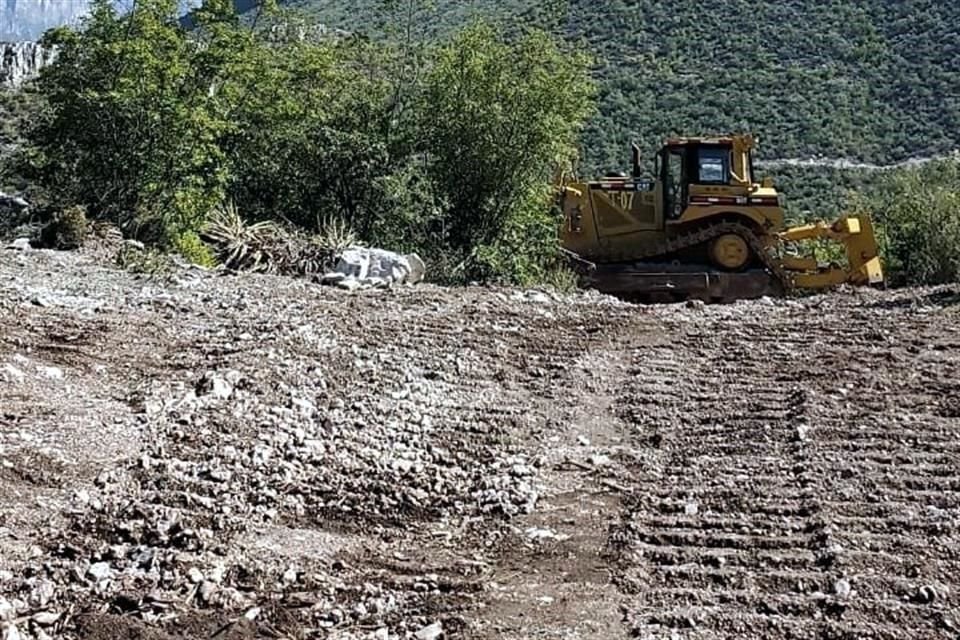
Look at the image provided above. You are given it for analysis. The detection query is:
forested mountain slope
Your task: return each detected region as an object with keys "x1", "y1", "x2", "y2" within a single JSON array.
[{"x1": 287, "y1": 0, "x2": 960, "y2": 174}]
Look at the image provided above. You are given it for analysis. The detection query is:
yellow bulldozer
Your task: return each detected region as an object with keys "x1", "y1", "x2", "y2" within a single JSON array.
[{"x1": 556, "y1": 134, "x2": 884, "y2": 303}]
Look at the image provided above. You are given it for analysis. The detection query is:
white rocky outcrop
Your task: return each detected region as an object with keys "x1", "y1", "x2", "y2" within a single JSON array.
[
  {"x1": 1, "y1": 0, "x2": 88, "y2": 41},
  {"x1": 0, "y1": 41, "x2": 56, "y2": 88}
]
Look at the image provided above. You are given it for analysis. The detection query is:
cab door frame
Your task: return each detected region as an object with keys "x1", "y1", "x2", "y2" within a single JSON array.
[{"x1": 661, "y1": 145, "x2": 688, "y2": 221}]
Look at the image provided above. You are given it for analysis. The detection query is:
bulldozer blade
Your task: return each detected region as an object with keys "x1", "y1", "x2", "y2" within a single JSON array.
[
  {"x1": 842, "y1": 214, "x2": 884, "y2": 285},
  {"x1": 778, "y1": 213, "x2": 885, "y2": 289},
  {"x1": 580, "y1": 264, "x2": 783, "y2": 304}
]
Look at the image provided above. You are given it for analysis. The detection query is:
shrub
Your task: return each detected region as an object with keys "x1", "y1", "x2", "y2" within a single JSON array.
[
  {"x1": 39, "y1": 204, "x2": 88, "y2": 249},
  {"x1": 115, "y1": 243, "x2": 175, "y2": 275},
  {"x1": 201, "y1": 200, "x2": 281, "y2": 271},
  {"x1": 467, "y1": 185, "x2": 568, "y2": 285},
  {"x1": 542, "y1": 264, "x2": 580, "y2": 293},
  {"x1": 170, "y1": 230, "x2": 217, "y2": 268},
  {"x1": 867, "y1": 159, "x2": 960, "y2": 286},
  {"x1": 310, "y1": 215, "x2": 359, "y2": 269}
]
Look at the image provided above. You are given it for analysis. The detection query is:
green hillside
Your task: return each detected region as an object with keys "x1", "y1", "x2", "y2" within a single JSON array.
[{"x1": 284, "y1": 0, "x2": 960, "y2": 176}]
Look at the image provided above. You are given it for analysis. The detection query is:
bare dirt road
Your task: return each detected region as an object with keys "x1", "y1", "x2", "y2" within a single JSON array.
[{"x1": 1, "y1": 241, "x2": 958, "y2": 639}]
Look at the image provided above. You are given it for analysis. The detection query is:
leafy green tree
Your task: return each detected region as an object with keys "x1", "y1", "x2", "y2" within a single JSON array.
[
  {"x1": 419, "y1": 20, "x2": 595, "y2": 281},
  {"x1": 866, "y1": 159, "x2": 960, "y2": 286},
  {"x1": 29, "y1": 0, "x2": 235, "y2": 259}
]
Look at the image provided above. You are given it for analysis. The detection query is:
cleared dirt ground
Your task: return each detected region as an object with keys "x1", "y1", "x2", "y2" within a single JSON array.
[{"x1": 1, "y1": 242, "x2": 958, "y2": 639}]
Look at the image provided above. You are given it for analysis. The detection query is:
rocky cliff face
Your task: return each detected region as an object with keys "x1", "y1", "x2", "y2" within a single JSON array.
[
  {"x1": 0, "y1": 0, "x2": 88, "y2": 41},
  {"x1": 1, "y1": 41, "x2": 56, "y2": 87},
  {"x1": 4, "y1": 0, "x2": 225, "y2": 40}
]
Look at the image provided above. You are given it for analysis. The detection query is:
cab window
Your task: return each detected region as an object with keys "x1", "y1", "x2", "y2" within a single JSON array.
[{"x1": 697, "y1": 147, "x2": 729, "y2": 184}]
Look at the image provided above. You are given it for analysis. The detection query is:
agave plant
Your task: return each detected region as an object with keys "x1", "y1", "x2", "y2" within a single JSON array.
[
  {"x1": 300, "y1": 214, "x2": 360, "y2": 274},
  {"x1": 313, "y1": 214, "x2": 358, "y2": 255},
  {"x1": 201, "y1": 201, "x2": 281, "y2": 272}
]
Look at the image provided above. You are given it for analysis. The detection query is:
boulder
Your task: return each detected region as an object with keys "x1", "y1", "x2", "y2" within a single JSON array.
[
  {"x1": 321, "y1": 247, "x2": 425, "y2": 290},
  {"x1": 5, "y1": 238, "x2": 31, "y2": 251}
]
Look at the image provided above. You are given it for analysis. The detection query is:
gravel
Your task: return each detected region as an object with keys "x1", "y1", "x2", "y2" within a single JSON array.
[{"x1": 2, "y1": 240, "x2": 959, "y2": 639}]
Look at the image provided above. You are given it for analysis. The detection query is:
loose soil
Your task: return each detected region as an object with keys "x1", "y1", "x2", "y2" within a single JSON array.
[{"x1": 1, "y1": 243, "x2": 958, "y2": 639}]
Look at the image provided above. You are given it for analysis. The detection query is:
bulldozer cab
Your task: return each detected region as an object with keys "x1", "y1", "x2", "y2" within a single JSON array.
[{"x1": 658, "y1": 137, "x2": 757, "y2": 219}]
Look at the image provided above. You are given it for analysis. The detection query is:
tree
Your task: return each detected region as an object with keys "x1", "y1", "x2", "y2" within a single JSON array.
[
  {"x1": 30, "y1": 0, "x2": 235, "y2": 260},
  {"x1": 867, "y1": 158, "x2": 960, "y2": 286},
  {"x1": 419, "y1": 20, "x2": 595, "y2": 281}
]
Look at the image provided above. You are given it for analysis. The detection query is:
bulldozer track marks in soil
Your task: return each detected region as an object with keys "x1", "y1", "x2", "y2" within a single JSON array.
[
  {"x1": 609, "y1": 306, "x2": 960, "y2": 639},
  {"x1": 2, "y1": 246, "x2": 959, "y2": 640}
]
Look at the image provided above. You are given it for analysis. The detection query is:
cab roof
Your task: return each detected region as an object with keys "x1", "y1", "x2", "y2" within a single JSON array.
[{"x1": 663, "y1": 134, "x2": 756, "y2": 147}]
